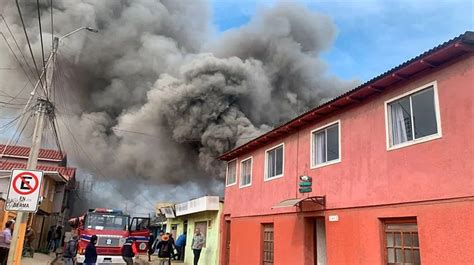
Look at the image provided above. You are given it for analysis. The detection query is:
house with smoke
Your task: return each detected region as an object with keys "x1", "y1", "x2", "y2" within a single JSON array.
[
  {"x1": 156, "y1": 196, "x2": 223, "y2": 265},
  {"x1": 0, "y1": 144, "x2": 76, "y2": 251},
  {"x1": 218, "y1": 31, "x2": 474, "y2": 265}
]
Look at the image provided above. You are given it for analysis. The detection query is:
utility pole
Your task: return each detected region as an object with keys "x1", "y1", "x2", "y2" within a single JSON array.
[
  {"x1": 7, "y1": 38, "x2": 57, "y2": 265},
  {"x1": 7, "y1": 26, "x2": 97, "y2": 264}
]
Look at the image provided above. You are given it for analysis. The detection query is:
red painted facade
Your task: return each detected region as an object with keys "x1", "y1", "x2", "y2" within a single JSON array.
[{"x1": 219, "y1": 33, "x2": 474, "y2": 265}]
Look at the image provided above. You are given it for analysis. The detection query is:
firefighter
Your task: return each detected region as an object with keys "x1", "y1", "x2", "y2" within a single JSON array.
[{"x1": 121, "y1": 237, "x2": 138, "y2": 265}]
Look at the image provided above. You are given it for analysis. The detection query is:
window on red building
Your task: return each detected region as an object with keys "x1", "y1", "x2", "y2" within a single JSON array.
[
  {"x1": 311, "y1": 121, "x2": 340, "y2": 168},
  {"x1": 240, "y1": 157, "x2": 252, "y2": 187},
  {"x1": 384, "y1": 220, "x2": 421, "y2": 265},
  {"x1": 262, "y1": 224, "x2": 274, "y2": 265},
  {"x1": 226, "y1": 160, "x2": 237, "y2": 186},
  {"x1": 386, "y1": 84, "x2": 441, "y2": 148},
  {"x1": 265, "y1": 144, "x2": 284, "y2": 180}
]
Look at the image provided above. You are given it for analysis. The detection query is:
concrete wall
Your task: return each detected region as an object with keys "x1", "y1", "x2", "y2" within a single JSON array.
[
  {"x1": 164, "y1": 204, "x2": 223, "y2": 265},
  {"x1": 221, "y1": 53, "x2": 474, "y2": 264},
  {"x1": 184, "y1": 208, "x2": 222, "y2": 265},
  {"x1": 224, "y1": 54, "x2": 474, "y2": 218},
  {"x1": 224, "y1": 198, "x2": 473, "y2": 265}
]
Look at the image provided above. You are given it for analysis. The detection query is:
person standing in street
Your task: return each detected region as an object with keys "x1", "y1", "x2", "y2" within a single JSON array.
[
  {"x1": 192, "y1": 228, "x2": 205, "y2": 265},
  {"x1": 151, "y1": 230, "x2": 164, "y2": 254},
  {"x1": 121, "y1": 238, "x2": 137, "y2": 265},
  {"x1": 23, "y1": 226, "x2": 36, "y2": 257},
  {"x1": 53, "y1": 226, "x2": 63, "y2": 252},
  {"x1": 84, "y1": 235, "x2": 98, "y2": 265},
  {"x1": 62, "y1": 234, "x2": 78, "y2": 265},
  {"x1": 47, "y1": 226, "x2": 55, "y2": 253},
  {"x1": 166, "y1": 233, "x2": 177, "y2": 260},
  {"x1": 147, "y1": 232, "x2": 155, "y2": 262},
  {"x1": 156, "y1": 234, "x2": 173, "y2": 265},
  {"x1": 0, "y1": 221, "x2": 14, "y2": 265},
  {"x1": 175, "y1": 232, "x2": 186, "y2": 261}
]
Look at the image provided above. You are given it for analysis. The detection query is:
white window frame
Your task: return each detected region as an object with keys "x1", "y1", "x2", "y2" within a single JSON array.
[
  {"x1": 384, "y1": 81, "x2": 442, "y2": 151},
  {"x1": 310, "y1": 120, "x2": 341, "y2": 169},
  {"x1": 239, "y1": 156, "x2": 253, "y2": 188},
  {"x1": 226, "y1": 159, "x2": 237, "y2": 187},
  {"x1": 264, "y1": 143, "x2": 285, "y2": 181}
]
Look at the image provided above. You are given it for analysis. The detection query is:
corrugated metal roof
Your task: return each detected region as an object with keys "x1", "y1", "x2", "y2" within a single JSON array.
[
  {"x1": 219, "y1": 31, "x2": 474, "y2": 161},
  {"x1": 0, "y1": 144, "x2": 65, "y2": 161},
  {"x1": 0, "y1": 161, "x2": 76, "y2": 181}
]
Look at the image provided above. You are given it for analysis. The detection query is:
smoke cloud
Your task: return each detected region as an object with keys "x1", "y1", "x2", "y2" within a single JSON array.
[{"x1": 0, "y1": 0, "x2": 357, "y2": 212}]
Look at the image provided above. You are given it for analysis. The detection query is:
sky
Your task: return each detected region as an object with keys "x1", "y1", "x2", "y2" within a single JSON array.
[{"x1": 211, "y1": 0, "x2": 474, "y2": 81}]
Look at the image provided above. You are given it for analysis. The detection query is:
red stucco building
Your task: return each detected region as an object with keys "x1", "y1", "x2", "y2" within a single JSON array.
[{"x1": 218, "y1": 32, "x2": 474, "y2": 265}]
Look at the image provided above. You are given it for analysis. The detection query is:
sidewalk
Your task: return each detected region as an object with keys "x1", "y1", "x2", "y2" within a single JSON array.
[{"x1": 20, "y1": 253, "x2": 56, "y2": 265}]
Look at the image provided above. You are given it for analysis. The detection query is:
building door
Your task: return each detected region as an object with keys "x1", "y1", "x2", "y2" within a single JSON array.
[
  {"x1": 314, "y1": 218, "x2": 327, "y2": 265},
  {"x1": 170, "y1": 224, "x2": 178, "y2": 240},
  {"x1": 263, "y1": 224, "x2": 274, "y2": 265},
  {"x1": 225, "y1": 220, "x2": 231, "y2": 265}
]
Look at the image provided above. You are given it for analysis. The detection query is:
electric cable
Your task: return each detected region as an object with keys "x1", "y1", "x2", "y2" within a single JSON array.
[
  {"x1": 37, "y1": 0, "x2": 46, "y2": 72},
  {"x1": 15, "y1": 0, "x2": 46, "y2": 97},
  {"x1": 0, "y1": 32, "x2": 35, "y2": 89},
  {"x1": 0, "y1": 15, "x2": 37, "y2": 82}
]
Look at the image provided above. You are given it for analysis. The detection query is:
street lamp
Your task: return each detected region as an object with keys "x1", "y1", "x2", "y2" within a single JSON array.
[
  {"x1": 58, "y1": 26, "x2": 99, "y2": 42},
  {"x1": 55, "y1": 26, "x2": 99, "y2": 50}
]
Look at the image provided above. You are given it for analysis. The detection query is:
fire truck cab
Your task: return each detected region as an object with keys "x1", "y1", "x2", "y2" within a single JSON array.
[{"x1": 70, "y1": 208, "x2": 150, "y2": 264}]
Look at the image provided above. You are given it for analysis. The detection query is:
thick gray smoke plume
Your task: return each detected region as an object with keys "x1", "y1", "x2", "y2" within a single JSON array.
[{"x1": 0, "y1": 0, "x2": 357, "y2": 211}]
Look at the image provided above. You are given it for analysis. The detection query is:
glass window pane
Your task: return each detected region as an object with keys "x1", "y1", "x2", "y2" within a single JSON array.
[
  {"x1": 227, "y1": 161, "x2": 236, "y2": 184},
  {"x1": 403, "y1": 233, "x2": 412, "y2": 246},
  {"x1": 275, "y1": 146, "x2": 283, "y2": 175},
  {"x1": 412, "y1": 233, "x2": 419, "y2": 247},
  {"x1": 405, "y1": 249, "x2": 414, "y2": 262},
  {"x1": 326, "y1": 125, "x2": 339, "y2": 161},
  {"x1": 241, "y1": 160, "x2": 251, "y2": 185},
  {"x1": 315, "y1": 131, "x2": 326, "y2": 164},
  {"x1": 386, "y1": 233, "x2": 394, "y2": 247},
  {"x1": 267, "y1": 150, "x2": 275, "y2": 177},
  {"x1": 387, "y1": 248, "x2": 395, "y2": 263},
  {"x1": 396, "y1": 248, "x2": 403, "y2": 262},
  {"x1": 414, "y1": 249, "x2": 420, "y2": 263},
  {"x1": 412, "y1": 87, "x2": 438, "y2": 139},
  {"x1": 387, "y1": 224, "x2": 418, "y2": 231},
  {"x1": 390, "y1": 97, "x2": 413, "y2": 145},
  {"x1": 395, "y1": 233, "x2": 402, "y2": 246}
]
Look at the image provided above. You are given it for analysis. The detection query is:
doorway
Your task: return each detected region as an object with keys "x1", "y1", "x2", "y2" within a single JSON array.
[
  {"x1": 314, "y1": 218, "x2": 327, "y2": 265},
  {"x1": 224, "y1": 220, "x2": 231, "y2": 265}
]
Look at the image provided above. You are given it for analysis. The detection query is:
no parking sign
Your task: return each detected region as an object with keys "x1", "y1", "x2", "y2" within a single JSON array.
[{"x1": 5, "y1": 169, "x2": 44, "y2": 212}]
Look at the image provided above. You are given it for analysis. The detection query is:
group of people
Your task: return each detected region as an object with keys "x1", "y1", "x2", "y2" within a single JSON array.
[
  {"x1": 145, "y1": 228, "x2": 205, "y2": 265},
  {"x1": 0, "y1": 220, "x2": 206, "y2": 265},
  {"x1": 78, "y1": 228, "x2": 205, "y2": 265},
  {"x1": 47, "y1": 225, "x2": 63, "y2": 254},
  {"x1": 0, "y1": 220, "x2": 36, "y2": 265}
]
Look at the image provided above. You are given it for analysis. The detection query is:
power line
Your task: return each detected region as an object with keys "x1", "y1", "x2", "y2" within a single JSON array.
[
  {"x1": 0, "y1": 15, "x2": 37, "y2": 83},
  {"x1": 15, "y1": 0, "x2": 46, "y2": 97},
  {"x1": 0, "y1": 32, "x2": 35, "y2": 89},
  {"x1": 50, "y1": 0, "x2": 53, "y2": 49},
  {"x1": 37, "y1": 0, "x2": 46, "y2": 71}
]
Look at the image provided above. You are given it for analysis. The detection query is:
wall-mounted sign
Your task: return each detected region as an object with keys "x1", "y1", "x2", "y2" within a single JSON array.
[
  {"x1": 298, "y1": 175, "x2": 312, "y2": 193},
  {"x1": 328, "y1": 215, "x2": 339, "y2": 222}
]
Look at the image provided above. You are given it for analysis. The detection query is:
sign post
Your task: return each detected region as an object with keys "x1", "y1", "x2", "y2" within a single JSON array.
[
  {"x1": 5, "y1": 170, "x2": 44, "y2": 212},
  {"x1": 299, "y1": 175, "x2": 312, "y2": 193}
]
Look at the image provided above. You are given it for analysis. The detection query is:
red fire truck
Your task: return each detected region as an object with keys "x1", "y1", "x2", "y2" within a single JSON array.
[{"x1": 69, "y1": 208, "x2": 150, "y2": 264}]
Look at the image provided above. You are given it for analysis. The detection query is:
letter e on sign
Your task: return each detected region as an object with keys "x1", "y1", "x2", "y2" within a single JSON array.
[{"x1": 5, "y1": 169, "x2": 44, "y2": 212}]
